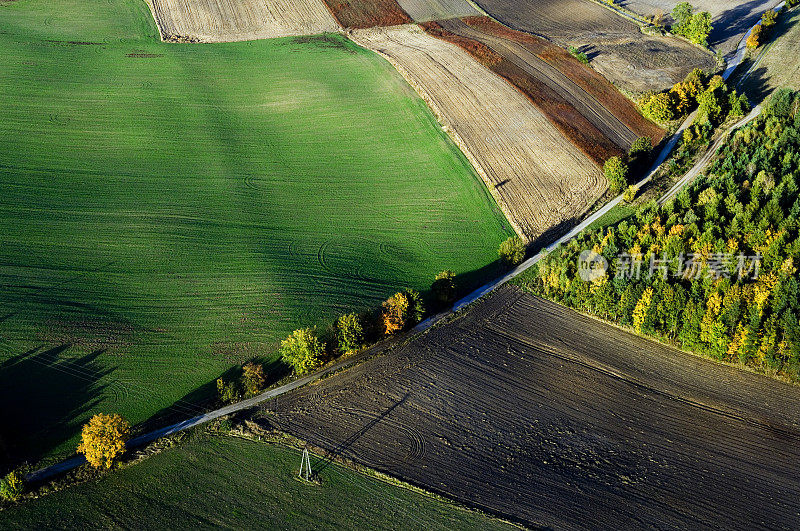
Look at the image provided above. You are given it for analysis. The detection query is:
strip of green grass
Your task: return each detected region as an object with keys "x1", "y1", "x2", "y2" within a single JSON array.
[
  {"x1": 0, "y1": 435, "x2": 514, "y2": 529},
  {"x1": 0, "y1": 0, "x2": 513, "y2": 464}
]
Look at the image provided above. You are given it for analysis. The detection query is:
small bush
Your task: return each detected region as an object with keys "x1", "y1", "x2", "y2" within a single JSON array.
[
  {"x1": 382, "y1": 290, "x2": 426, "y2": 334},
  {"x1": 0, "y1": 471, "x2": 24, "y2": 501},
  {"x1": 280, "y1": 328, "x2": 325, "y2": 375},
  {"x1": 623, "y1": 185, "x2": 639, "y2": 203},
  {"x1": 242, "y1": 361, "x2": 266, "y2": 397},
  {"x1": 431, "y1": 270, "x2": 457, "y2": 305},
  {"x1": 216, "y1": 377, "x2": 240, "y2": 404},
  {"x1": 498, "y1": 236, "x2": 525, "y2": 267},
  {"x1": 568, "y1": 46, "x2": 589, "y2": 64},
  {"x1": 604, "y1": 156, "x2": 629, "y2": 194},
  {"x1": 336, "y1": 312, "x2": 364, "y2": 353},
  {"x1": 747, "y1": 25, "x2": 762, "y2": 49}
]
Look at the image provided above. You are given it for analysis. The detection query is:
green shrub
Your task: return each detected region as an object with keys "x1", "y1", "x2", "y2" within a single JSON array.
[
  {"x1": 604, "y1": 156, "x2": 629, "y2": 194},
  {"x1": 432, "y1": 270, "x2": 457, "y2": 305},
  {"x1": 280, "y1": 328, "x2": 325, "y2": 375},
  {"x1": 498, "y1": 236, "x2": 525, "y2": 267},
  {"x1": 216, "y1": 377, "x2": 240, "y2": 404},
  {"x1": 568, "y1": 46, "x2": 589, "y2": 64},
  {"x1": 336, "y1": 312, "x2": 364, "y2": 353},
  {"x1": 623, "y1": 185, "x2": 639, "y2": 203},
  {"x1": 0, "y1": 471, "x2": 24, "y2": 501}
]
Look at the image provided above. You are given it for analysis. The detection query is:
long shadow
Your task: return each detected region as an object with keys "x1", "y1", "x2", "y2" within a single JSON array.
[
  {"x1": 0, "y1": 344, "x2": 111, "y2": 469},
  {"x1": 136, "y1": 357, "x2": 291, "y2": 436},
  {"x1": 312, "y1": 393, "x2": 410, "y2": 474},
  {"x1": 711, "y1": 0, "x2": 780, "y2": 50}
]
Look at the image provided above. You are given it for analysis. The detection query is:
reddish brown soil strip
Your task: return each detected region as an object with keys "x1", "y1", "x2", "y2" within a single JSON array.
[
  {"x1": 461, "y1": 16, "x2": 665, "y2": 146},
  {"x1": 321, "y1": 0, "x2": 411, "y2": 28},
  {"x1": 422, "y1": 21, "x2": 623, "y2": 164},
  {"x1": 263, "y1": 285, "x2": 800, "y2": 528}
]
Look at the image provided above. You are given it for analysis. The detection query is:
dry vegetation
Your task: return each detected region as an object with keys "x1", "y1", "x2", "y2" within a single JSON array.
[
  {"x1": 472, "y1": 0, "x2": 716, "y2": 92},
  {"x1": 619, "y1": 0, "x2": 783, "y2": 54},
  {"x1": 394, "y1": 0, "x2": 480, "y2": 22},
  {"x1": 146, "y1": 0, "x2": 340, "y2": 42},
  {"x1": 321, "y1": 0, "x2": 411, "y2": 28},
  {"x1": 351, "y1": 24, "x2": 605, "y2": 241},
  {"x1": 263, "y1": 286, "x2": 800, "y2": 528}
]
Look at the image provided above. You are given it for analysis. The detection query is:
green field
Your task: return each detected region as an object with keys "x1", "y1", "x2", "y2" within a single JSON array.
[
  {"x1": 0, "y1": 0, "x2": 512, "y2": 464},
  {"x1": 0, "y1": 435, "x2": 513, "y2": 529}
]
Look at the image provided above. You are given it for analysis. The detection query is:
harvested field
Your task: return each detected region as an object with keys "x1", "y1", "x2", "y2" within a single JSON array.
[
  {"x1": 146, "y1": 0, "x2": 340, "y2": 42},
  {"x1": 351, "y1": 24, "x2": 605, "y2": 240},
  {"x1": 472, "y1": 0, "x2": 717, "y2": 92},
  {"x1": 619, "y1": 0, "x2": 783, "y2": 55},
  {"x1": 264, "y1": 285, "x2": 800, "y2": 528},
  {"x1": 432, "y1": 17, "x2": 664, "y2": 156},
  {"x1": 395, "y1": 0, "x2": 480, "y2": 22},
  {"x1": 321, "y1": 0, "x2": 411, "y2": 28}
]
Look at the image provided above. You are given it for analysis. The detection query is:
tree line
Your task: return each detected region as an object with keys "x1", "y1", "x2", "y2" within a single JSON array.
[{"x1": 519, "y1": 89, "x2": 800, "y2": 381}]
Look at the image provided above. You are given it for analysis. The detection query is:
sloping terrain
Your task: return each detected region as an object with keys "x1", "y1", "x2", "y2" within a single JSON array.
[
  {"x1": 146, "y1": 0, "x2": 340, "y2": 42},
  {"x1": 436, "y1": 17, "x2": 664, "y2": 153},
  {"x1": 351, "y1": 24, "x2": 605, "y2": 241},
  {"x1": 0, "y1": 436, "x2": 512, "y2": 530},
  {"x1": 472, "y1": 0, "x2": 717, "y2": 92},
  {"x1": 264, "y1": 286, "x2": 800, "y2": 528},
  {"x1": 0, "y1": 0, "x2": 513, "y2": 464},
  {"x1": 395, "y1": 0, "x2": 480, "y2": 22},
  {"x1": 619, "y1": 0, "x2": 783, "y2": 54},
  {"x1": 744, "y1": 7, "x2": 800, "y2": 98}
]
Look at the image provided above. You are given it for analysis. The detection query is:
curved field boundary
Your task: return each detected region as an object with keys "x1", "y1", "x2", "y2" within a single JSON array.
[
  {"x1": 457, "y1": 17, "x2": 665, "y2": 146},
  {"x1": 395, "y1": 0, "x2": 481, "y2": 22},
  {"x1": 349, "y1": 25, "x2": 605, "y2": 241},
  {"x1": 145, "y1": 0, "x2": 340, "y2": 42},
  {"x1": 425, "y1": 20, "x2": 624, "y2": 164}
]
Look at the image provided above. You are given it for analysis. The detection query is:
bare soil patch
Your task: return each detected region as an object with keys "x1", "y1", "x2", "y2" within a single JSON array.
[
  {"x1": 350, "y1": 25, "x2": 605, "y2": 241},
  {"x1": 472, "y1": 0, "x2": 716, "y2": 92},
  {"x1": 321, "y1": 0, "x2": 411, "y2": 28},
  {"x1": 146, "y1": 0, "x2": 340, "y2": 42},
  {"x1": 619, "y1": 0, "x2": 783, "y2": 54},
  {"x1": 395, "y1": 0, "x2": 480, "y2": 22},
  {"x1": 263, "y1": 285, "x2": 800, "y2": 528}
]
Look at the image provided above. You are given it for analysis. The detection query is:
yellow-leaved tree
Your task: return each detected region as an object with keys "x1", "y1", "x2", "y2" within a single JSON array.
[{"x1": 77, "y1": 413, "x2": 130, "y2": 469}]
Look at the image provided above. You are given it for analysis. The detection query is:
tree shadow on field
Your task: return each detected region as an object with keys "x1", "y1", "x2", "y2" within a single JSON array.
[
  {"x1": 711, "y1": 0, "x2": 778, "y2": 50},
  {"x1": 742, "y1": 66, "x2": 772, "y2": 105},
  {"x1": 312, "y1": 393, "x2": 410, "y2": 475},
  {"x1": 136, "y1": 358, "x2": 290, "y2": 436},
  {"x1": 0, "y1": 344, "x2": 111, "y2": 469}
]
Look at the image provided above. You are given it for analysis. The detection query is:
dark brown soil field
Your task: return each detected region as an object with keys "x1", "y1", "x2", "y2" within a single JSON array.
[
  {"x1": 471, "y1": 0, "x2": 717, "y2": 92},
  {"x1": 263, "y1": 286, "x2": 800, "y2": 528},
  {"x1": 322, "y1": 0, "x2": 411, "y2": 27}
]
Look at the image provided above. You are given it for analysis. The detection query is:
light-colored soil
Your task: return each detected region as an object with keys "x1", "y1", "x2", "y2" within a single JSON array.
[
  {"x1": 146, "y1": 0, "x2": 340, "y2": 42},
  {"x1": 619, "y1": 0, "x2": 783, "y2": 54},
  {"x1": 395, "y1": 0, "x2": 480, "y2": 22},
  {"x1": 350, "y1": 25, "x2": 605, "y2": 242},
  {"x1": 744, "y1": 8, "x2": 800, "y2": 98},
  {"x1": 473, "y1": 0, "x2": 717, "y2": 92}
]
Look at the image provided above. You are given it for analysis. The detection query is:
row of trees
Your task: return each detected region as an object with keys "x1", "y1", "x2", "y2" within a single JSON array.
[
  {"x1": 640, "y1": 69, "x2": 747, "y2": 126},
  {"x1": 520, "y1": 89, "x2": 800, "y2": 380},
  {"x1": 747, "y1": 3, "x2": 796, "y2": 50}
]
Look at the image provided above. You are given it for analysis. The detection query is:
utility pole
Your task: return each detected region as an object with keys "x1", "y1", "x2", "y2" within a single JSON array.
[{"x1": 298, "y1": 447, "x2": 312, "y2": 482}]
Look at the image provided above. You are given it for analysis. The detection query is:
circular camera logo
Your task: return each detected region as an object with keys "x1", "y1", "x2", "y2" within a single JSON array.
[{"x1": 578, "y1": 250, "x2": 608, "y2": 282}]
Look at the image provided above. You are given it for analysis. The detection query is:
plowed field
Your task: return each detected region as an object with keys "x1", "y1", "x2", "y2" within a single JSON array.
[
  {"x1": 472, "y1": 0, "x2": 717, "y2": 92},
  {"x1": 321, "y1": 0, "x2": 411, "y2": 28},
  {"x1": 264, "y1": 286, "x2": 800, "y2": 528},
  {"x1": 433, "y1": 17, "x2": 664, "y2": 156},
  {"x1": 619, "y1": 0, "x2": 783, "y2": 54},
  {"x1": 146, "y1": 0, "x2": 340, "y2": 42},
  {"x1": 395, "y1": 0, "x2": 480, "y2": 22},
  {"x1": 351, "y1": 25, "x2": 605, "y2": 241}
]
